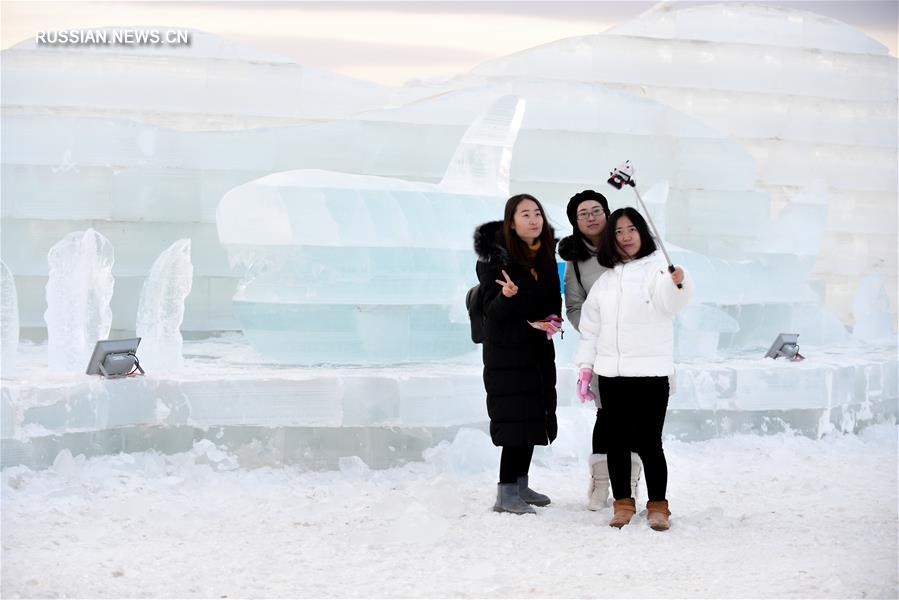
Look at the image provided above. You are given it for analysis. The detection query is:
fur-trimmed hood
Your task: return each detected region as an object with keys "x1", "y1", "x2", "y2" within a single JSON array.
[
  {"x1": 473, "y1": 220, "x2": 510, "y2": 264},
  {"x1": 557, "y1": 234, "x2": 595, "y2": 263},
  {"x1": 473, "y1": 220, "x2": 559, "y2": 264}
]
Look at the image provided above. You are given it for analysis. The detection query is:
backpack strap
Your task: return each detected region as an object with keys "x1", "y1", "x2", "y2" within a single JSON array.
[{"x1": 573, "y1": 261, "x2": 585, "y2": 294}]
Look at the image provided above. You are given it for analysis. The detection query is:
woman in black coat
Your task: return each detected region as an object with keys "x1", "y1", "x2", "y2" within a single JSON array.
[{"x1": 473, "y1": 194, "x2": 562, "y2": 515}]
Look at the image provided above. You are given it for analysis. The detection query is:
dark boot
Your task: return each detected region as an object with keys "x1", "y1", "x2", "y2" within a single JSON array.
[
  {"x1": 493, "y1": 483, "x2": 536, "y2": 514},
  {"x1": 517, "y1": 475, "x2": 551, "y2": 506}
]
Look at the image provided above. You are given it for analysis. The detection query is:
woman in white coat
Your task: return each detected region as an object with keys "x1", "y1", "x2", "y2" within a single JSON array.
[
  {"x1": 575, "y1": 207, "x2": 693, "y2": 531},
  {"x1": 558, "y1": 190, "x2": 642, "y2": 511}
]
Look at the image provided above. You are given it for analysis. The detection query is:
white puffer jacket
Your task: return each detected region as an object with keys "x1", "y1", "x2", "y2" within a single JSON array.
[{"x1": 575, "y1": 251, "x2": 693, "y2": 377}]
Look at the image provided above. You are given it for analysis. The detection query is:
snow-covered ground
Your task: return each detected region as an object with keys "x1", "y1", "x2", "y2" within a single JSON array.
[{"x1": 2, "y1": 423, "x2": 896, "y2": 598}]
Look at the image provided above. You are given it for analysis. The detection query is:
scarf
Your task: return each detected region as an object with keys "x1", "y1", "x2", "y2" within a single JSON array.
[{"x1": 526, "y1": 240, "x2": 541, "y2": 280}]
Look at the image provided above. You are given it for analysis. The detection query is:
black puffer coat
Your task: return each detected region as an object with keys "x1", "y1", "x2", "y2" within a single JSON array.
[{"x1": 473, "y1": 221, "x2": 562, "y2": 447}]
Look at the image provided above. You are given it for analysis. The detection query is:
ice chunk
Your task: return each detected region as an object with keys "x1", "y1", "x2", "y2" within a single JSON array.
[
  {"x1": 191, "y1": 439, "x2": 238, "y2": 471},
  {"x1": 1, "y1": 261, "x2": 19, "y2": 377},
  {"x1": 337, "y1": 455, "x2": 371, "y2": 478},
  {"x1": 44, "y1": 229, "x2": 115, "y2": 372},
  {"x1": 422, "y1": 428, "x2": 496, "y2": 476},
  {"x1": 51, "y1": 449, "x2": 85, "y2": 477},
  {"x1": 136, "y1": 239, "x2": 193, "y2": 372}
]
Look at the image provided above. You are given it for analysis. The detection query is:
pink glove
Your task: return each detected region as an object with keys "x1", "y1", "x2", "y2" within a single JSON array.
[{"x1": 577, "y1": 368, "x2": 596, "y2": 403}]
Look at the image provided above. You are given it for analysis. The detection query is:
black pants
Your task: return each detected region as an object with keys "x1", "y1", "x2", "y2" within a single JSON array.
[
  {"x1": 592, "y1": 407, "x2": 610, "y2": 454},
  {"x1": 499, "y1": 445, "x2": 534, "y2": 484},
  {"x1": 597, "y1": 375, "x2": 669, "y2": 501}
]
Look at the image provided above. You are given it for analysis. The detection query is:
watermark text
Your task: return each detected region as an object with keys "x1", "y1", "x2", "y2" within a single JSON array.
[{"x1": 36, "y1": 29, "x2": 192, "y2": 46}]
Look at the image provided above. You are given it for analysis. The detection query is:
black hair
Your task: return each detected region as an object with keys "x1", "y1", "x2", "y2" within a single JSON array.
[
  {"x1": 563, "y1": 190, "x2": 610, "y2": 261},
  {"x1": 597, "y1": 207, "x2": 657, "y2": 268},
  {"x1": 502, "y1": 193, "x2": 557, "y2": 272}
]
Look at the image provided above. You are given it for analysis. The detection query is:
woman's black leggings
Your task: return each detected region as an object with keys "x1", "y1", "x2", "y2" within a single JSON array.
[
  {"x1": 596, "y1": 375, "x2": 670, "y2": 501},
  {"x1": 499, "y1": 445, "x2": 534, "y2": 484},
  {"x1": 592, "y1": 407, "x2": 610, "y2": 454}
]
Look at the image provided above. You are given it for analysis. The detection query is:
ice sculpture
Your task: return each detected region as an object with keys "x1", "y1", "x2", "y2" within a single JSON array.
[
  {"x1": 462, "y1": 3, "x2": 897, "y2": 331},
  {"x1": 44, "y1": 229, "x2": 115, "y2": 372},
  {"x1": 1, "y1": 261, "x2": 19, "y2": 377},
  {"x1": 136, "y1": 239, "x2": 194, "y2": 372},
  {"x1": 2, "y1": 4, "x2": 894, "y2": 341},
  {"x1": 1, "y1": 28, "x2": 394, "y2": 337},
  {"x1": 852, "y1": 274, "x2": 895, "y2": 343},
  {"x1": 218, "y1": 96, "x2": 567, "y2": 363},
  {"x1": 611, "y1": 178, "x2": 843, "y2": 355}
]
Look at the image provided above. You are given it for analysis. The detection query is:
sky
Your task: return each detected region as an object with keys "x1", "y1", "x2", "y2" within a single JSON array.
[{"x1": 1, "y1": 1, "x2": 897, "y2": 85}]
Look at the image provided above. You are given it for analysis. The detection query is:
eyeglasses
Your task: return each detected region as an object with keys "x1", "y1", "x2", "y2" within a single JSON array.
[{"x1": 576, "y1": 208, "x2": 606, "y2": 221}]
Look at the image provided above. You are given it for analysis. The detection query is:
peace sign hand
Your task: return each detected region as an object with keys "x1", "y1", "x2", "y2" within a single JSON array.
[{"x1": 495, "y1": 269, "x2": 519, "y2": 298}]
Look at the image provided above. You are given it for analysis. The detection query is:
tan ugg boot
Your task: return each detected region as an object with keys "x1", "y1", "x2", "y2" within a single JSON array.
[
  {"x1": 646, "y1": 500, "x2": 671, "y2": 531},
  {"x1": 608, "y1": 498, "x2": 636, "y2": 528}
]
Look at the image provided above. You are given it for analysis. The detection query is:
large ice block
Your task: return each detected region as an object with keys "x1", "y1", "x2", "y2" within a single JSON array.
[
  {"x1": 1, "y1": 336, "x2": 894, "y2": 470},
  {"x1": 44, "y1": 229, "x2": 115, "y2": 372}
]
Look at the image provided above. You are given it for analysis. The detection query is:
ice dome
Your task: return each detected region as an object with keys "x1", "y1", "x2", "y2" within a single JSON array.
[
  {"x1": 606, "y1": 3, "x2": 890, "y2": 55},
  {"x1": 2, "y1": 28, "x2": 393, "y2": 128},
  {"x1": 469, "y1": 5, "x2": 894, "y2": 102}
]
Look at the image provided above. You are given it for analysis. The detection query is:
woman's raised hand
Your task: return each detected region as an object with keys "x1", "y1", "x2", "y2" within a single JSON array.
[
  {"x1": 495, "y1": 269, "x2": 519, "y2": 298},
  {"x1": 670, "y1": 266, "x2": 684, "y2": 286}
]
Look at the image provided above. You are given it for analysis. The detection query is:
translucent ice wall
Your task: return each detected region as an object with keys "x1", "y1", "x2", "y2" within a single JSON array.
[
  {"x1": 44, "y1": 229, "x2": 115, "y2": 372},
  {"x1": 3, "y1": 7, "x2": 895, "y2": 343},
  {"x1": 1, "y1": 261, "x2": 19, "y2": 376},
  {"x1": 136, "y1": 239, "x2": 193, "y2": 371},
  {"x1": 462, "y1": 2, "x2": 897, "y2": 327},
  {"x1": 0, "y1": 28, "x2": 759, "y2": 339},
  {"x1": 0, "y1": 29, "x2": 394, "y2": 336}
]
